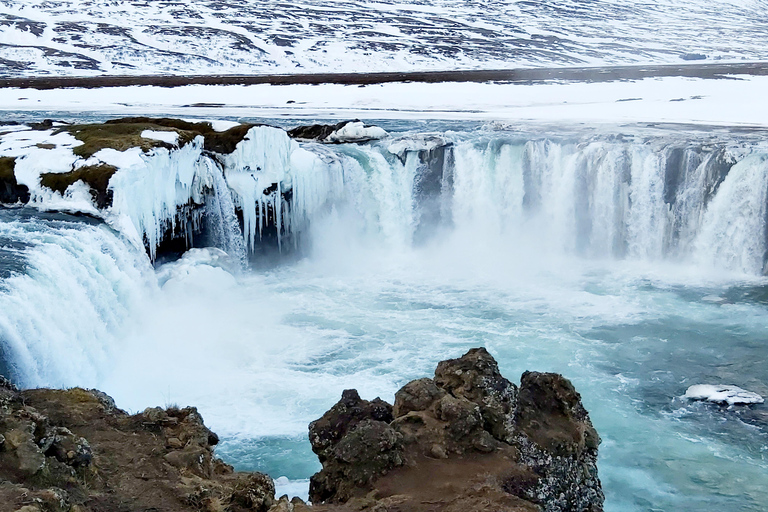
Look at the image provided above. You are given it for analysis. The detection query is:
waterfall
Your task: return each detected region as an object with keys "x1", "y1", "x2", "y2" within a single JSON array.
[
  {"x1": 693, "y1": 154, "x2": 768, "y2": 274},
  {"x1": 0, "y1": 211, "x2": 153, "y2": 387},
  {"x1": 27, "y1": 126, "x2": 762, "y2": 275},
  {"x1": 205, "y1": 158, "x2": 248, "y2": 269}
]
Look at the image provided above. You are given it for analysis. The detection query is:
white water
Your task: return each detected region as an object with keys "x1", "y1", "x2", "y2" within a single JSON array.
[{"x1": 2, "y1": 127, "x2": 768, "y2": 511}]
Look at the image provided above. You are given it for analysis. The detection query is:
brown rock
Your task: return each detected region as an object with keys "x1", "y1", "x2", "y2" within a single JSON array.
[
  {"x1": 393, "y1": 378, "x2": 446, "y2": 417},
  {"x1": 308, "y1": 389, "x2": 393, "y2": 463}
]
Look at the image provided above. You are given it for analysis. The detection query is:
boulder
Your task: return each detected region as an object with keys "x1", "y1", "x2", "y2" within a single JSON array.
[
  {"x1": 308, "y1": 348, "x2": 603, "y2": 512},
  {"x1": 308, "y1": 391, "x2": 401, "y2": 503},
  {"x1": 434, "y1": 347, "x2": 518, "y2": 442},
  {"x1": 287, "y1": 120, "x2": 387, "y2": 144},
  {"x1": 512, "y1": 371, "x2": 603, "y2": 512}
]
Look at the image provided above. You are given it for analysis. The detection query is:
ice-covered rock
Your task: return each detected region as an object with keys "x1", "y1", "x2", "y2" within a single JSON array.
[
  {"x1": 288, "y1": 120, "x2": 387, "y2": 144},
  {"x1": 685, "y1": 384, "x2": 764, "y2": 405},
  {"x1": 326, "y1": 121, "x2": 387, "y2": 143},
  {"x1": 387, "y1": 134, "x2": 449, "y2": 160}
]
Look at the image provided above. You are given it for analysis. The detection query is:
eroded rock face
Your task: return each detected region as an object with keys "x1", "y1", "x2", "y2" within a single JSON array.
[
  {"x1": 513, "y1": 371, "x2": 603, "y2": 512},
  {"x1": 0, "y1": 157, "x2": 30, "y2": 204},
  {"x1": 0, "y1": 382, "x2": 275, "y2": 512},
  {"x1": 308, "y1": 390, "x2": 402, "y2": 503},
  {"x1": 308, "y1": 348, "x2": 603, "y2": 512}
]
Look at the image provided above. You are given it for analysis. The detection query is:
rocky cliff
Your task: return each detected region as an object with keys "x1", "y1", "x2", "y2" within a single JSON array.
[{"x1": 0, "y1": 349, "x2": 602, "y2": 512}]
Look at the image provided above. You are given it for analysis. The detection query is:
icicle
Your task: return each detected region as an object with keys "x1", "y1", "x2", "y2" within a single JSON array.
[{"x1": 107, "y1": 137, "x2": 208, "y2": 260}]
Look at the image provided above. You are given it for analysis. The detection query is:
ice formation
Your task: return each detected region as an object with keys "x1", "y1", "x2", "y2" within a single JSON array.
[
  {"x1": 685, "y1": 385, "x2": 764, "y2": 405},
  {"x1": 325, "y1": 122, "x2": 388, "y2": 143},
  {"x1": 2, "y1": 123, "x2": 768, "y2": 275}
]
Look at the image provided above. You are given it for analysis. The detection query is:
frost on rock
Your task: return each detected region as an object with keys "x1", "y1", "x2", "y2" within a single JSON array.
[{"x1": 685, "y1": 384, "x2": 764, "y2": 405}]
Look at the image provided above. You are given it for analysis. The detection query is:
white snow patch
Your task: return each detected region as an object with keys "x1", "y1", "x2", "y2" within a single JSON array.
[
  {"x1": 685, "y1": 384, "x2": 764, "y2": 405},
  {"x1": 326, "y1": 121, "x2": 388, "y2": 142},
  {"x1": 140, "y1": 129, "x2": 179, "y2": 145},
  {"x1": 89, "y1": 147, "x2": 145, "y2": 169},
  {"x1": 3, "y1": 75, "x2": 768, "y2": 126},
  {"x1": 388, "y1": 134, "x2": 448, "y2": 158},
  {"x1": 209, "y1": 120, "x2": 241, "y2": 132}
]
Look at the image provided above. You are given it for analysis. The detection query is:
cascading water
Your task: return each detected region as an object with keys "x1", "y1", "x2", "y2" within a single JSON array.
[
  {"x1": 2, "y1": 123, "x2": 768, "y2": 512},
  {"x1": 0, "y1": 209, "x2": 154, "y2": 388},
  {"x1": 204, "y1": 158, "x2": 248, "y2": 269}
]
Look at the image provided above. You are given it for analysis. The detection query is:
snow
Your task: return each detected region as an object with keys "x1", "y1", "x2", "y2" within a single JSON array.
[
  {"x1": 89, "y1": 148, "x2": 145, "y2": 169},
  {"x1": 326, "y1": 121, "x2": 388, "y2": 143},
  {"x1": 140, "y1": 130, "x2": 179, "y2": 145},
  {"x1": 2, "y1": 75, "x2": 768, "y2": 127},
  {"x1": 684, "y1": 384, "x2": 764, "y2": 405},
  {"x1": 0, "y1": 0, "x2": 766, "y2": 77}
]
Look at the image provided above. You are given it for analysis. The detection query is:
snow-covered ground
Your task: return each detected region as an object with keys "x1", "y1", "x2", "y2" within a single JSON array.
[
  {"x1": 0, "y1": 0, "x2": 766, "y2": 77},
  {"x1": 2, "y1": 74, "x2": 767, "y2": 126}
]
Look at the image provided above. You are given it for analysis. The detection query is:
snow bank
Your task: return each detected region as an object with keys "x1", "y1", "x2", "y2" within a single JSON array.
[{"x1": 4, "y1": 75, "x2": 768, "y2": 126}]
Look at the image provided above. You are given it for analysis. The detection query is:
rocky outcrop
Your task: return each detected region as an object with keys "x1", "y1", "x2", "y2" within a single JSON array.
[
  {"x1": 287, "y1": 121, "x2": 387, "y2": 143},
  {"x1": 0, "y1": 348, "x2": 602, "y2": 512},
  {"x1": 307, "y1": 348, "x2": 603, "y2": 512},
  {"x1": 0, "y1": 376, "x2": 275, "y2": 512},
  {"x1": 0, "y1": 157, "x2": 29, "y2": 204}
]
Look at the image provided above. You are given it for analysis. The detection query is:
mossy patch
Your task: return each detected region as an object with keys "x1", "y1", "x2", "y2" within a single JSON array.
[
  {"x1": 58, "y1": 117, "x2": 259, "y2": 158},
  {"x1": 40, "y1": 164, "x2": 117, "y2": 208},
  {"x1": 61, "y1": 121, "x2": 187, "y2": 159},
  {"x1": 0, "y1": 156, "x2": 15, "y2": 182}
]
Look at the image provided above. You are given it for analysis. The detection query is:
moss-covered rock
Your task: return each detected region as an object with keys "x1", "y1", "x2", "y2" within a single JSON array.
[
  {"x1": 0, "y1": 157, "x2": 30, "y2": 204},
  {"x1": 61, "y1": 121, "x2": 188, "y2": 158},
  {"x1": 40, "y1": 164, "x2": 117, "y2": 208},
  {"x1": 59, "y1": 117, "x2": 260, "y2": 159}
]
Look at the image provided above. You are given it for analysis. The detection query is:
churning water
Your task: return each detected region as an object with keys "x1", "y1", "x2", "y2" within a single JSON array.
[{"x1": 1, "y1": 122, "x2": 768, "y2": 510}]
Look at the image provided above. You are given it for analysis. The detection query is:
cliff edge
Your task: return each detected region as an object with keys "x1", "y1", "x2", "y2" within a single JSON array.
[{"x1": 0, "y1": 348, "x2": 602, "y2": 512}]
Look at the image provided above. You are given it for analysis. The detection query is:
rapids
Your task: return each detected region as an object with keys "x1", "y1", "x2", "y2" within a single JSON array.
[{"x1": 1, "y1": 122, "x2": 768, "y2": 510}]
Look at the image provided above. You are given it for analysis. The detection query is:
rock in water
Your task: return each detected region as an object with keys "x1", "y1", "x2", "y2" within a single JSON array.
[
  {"x1": 685, "y1": 384, "x2": 765, "y2": 405},
  {"x1": 287, "y1": 120, "x2": 387, "y2": 143},
  {"x1": 308, "y1": 347, "x2": 604, "y2": 512}
]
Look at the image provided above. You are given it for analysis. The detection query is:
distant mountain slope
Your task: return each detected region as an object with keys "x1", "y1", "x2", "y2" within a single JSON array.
[{"x1": 1, "y1": 0, "x2": 767, "y2": 77}]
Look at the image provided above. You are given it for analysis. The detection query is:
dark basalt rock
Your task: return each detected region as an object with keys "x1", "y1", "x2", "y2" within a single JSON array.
[
  {"x1": 287, "y1": 120, "x2": 357, "y2": 142},
  {"x1": 0, "y1": 157, "x2": 30, "y2": 204},
  {"x1": 434, "y1": 347, "x2": 518, "y2": 442},
  {"x1": 287, "y1": 119, "x2": 384, "y2": 143},
  {"x1": 308, "y1": 390, "x2": 402, "y2": 503},
  {"x1": 308, "y1": 348, "x2": 603, "y2": 512}
]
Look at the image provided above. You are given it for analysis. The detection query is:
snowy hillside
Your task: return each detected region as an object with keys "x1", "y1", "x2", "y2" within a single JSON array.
[{"x1": 1, "y1": 0, "x2": 767, "y2": 77}]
